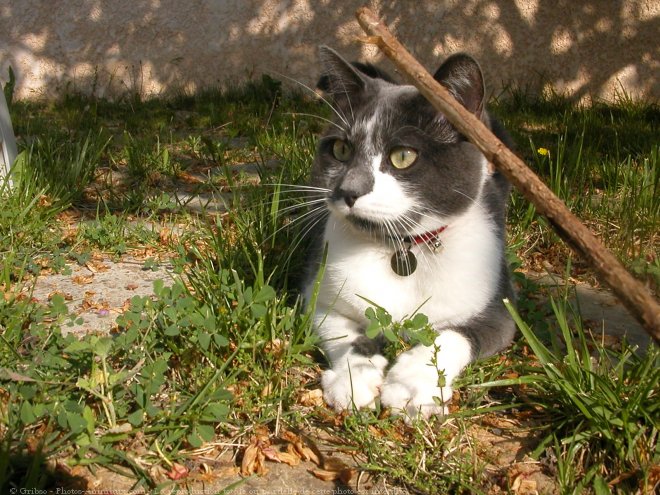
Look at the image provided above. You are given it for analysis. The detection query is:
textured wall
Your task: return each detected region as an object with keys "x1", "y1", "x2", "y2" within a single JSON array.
[{"x1": 1, "y1": 0, "x2": 658, "y2": 102}]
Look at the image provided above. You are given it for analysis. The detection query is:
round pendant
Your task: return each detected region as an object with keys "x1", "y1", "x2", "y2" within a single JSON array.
[{"x1": 391, "y1": 249, "x2": 417, "y2": 276}]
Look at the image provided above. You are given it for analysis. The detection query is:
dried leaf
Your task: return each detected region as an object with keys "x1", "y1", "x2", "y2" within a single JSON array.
[
  {"x1": 277, "y1": 451, "x2": 301, "y2": 467},
  {"x1": 241, "y1": 435, "x2": 272, "y2": 477},
  {"x1": 48, "y1": 291, "x2": 72, "y2": 301},
  {"x1": 302, "y1": 446, "x2": 322, "y2": 466},
  {"x1": 281, "y1": 431, "x2": 323, "y2": 466},
  {"x1": 261, "y1": 444, "x2": 301, "y2": 467},
  {"x1": 216, "y1": 466, "x2": 240, "y2": 479},
  {"x1": 166, "y1": 462, "x2": 189, "y2": 480},
  {"x1": 198, "y1": 464, "x2": 240, "y2": 483},
  {"x1": 72, "y1": 274, "x2": 95, "y2": 285},
  {"x1": 159, "y1": 227, "x2": 172, "y2": 244},
  {"x1": 264, "y1": 338, "x2": 283, "y2": 354},
  {"x1": 281, "y1": 431, "x2": 300, "y2": 444},
  {"x1": 254, "y1": 450, "x2": 268, "y2": 476},
  {"x1": 322, "y1": 456, "x2": 349, "y2": 471},
  {"x1": 240, "y1": 443, "x2": 259, "y2": 476},
  {"x1": 367, "y1": 425, "x2": 384, "y2": 438},
  {"x1": 261, "y1": 381, "x2": 273, "y2": 397},
  {"x1": 311, "y1": 468, "x2": 340, "y2": 482},
  {"x1": 511, "y1": 476, "x2": 537, "y2": 495},
  {"x1": 107, "y1": 423, "x2": 132, "y2": 434},
  {"x1": 310, "y1": 468, "x2": 354, "y2": 484},
  {"x1": 299, "y1": 388, "x2": 324, "y2": 407},
  {"x1": 261, "y1": 445, "x2": 281, "y2": 463},
  {"x1": 0, "y1": 367, "x2": 36, "y2": 382}
]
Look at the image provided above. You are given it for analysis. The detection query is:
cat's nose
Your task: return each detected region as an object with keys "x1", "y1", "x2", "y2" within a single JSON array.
[
  {"x1": 337, "y1": 186, "x2": 360, "y2": 207},
  {"x1": 335, "y1": 168, "x2": 373, "y2": 208},
  {"x1": 343, "y1": 194, "x2": 358, "y2": 208}
]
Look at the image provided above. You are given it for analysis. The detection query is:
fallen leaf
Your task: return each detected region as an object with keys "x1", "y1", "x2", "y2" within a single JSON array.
[
  {"x1": 302, "y1": 446, "x2": 322, "y2": 466},
  {"x1": 0, "y1": 368, "x2": 36, "y2": 382},
  {"x1": 511, "y1": 475, "x2": 537, "y2": 495},
  {"x1": 264, "y1": 338, "x2": 284, "y2": 354},
  {"x1": 240, "y1": 437, "x2": 269, "y2": 476},
  {"x1": 323, "y1": 456, "x2": 349, "y2": 472},
  {"x1": 311, "y1": 468, "x2": 339, "y2": 482},
  {"x1": 240, "y1": 443, "x2": 259, "y2": 476},
  {"x1": 198, "y1": 464, "x2": 240, "y2": 483},
  {"x1": 48, "y1": 291, "x2": 73, "y2": 301},
  {"x1": 277, "y1": 451, "x2": 301, "y2": 467},
  {"x1": 72, "y1": 274, "x2": 95, "y2": 285},
  {"x1": 261, "y1": 381, "x2": 273, "y2": 397},
  {"x1": 311, "y1": 467, "x2": 355, "y2": 484},
  {"x1": 281, "y1": 431, "x2": 322, "y2": 466},
  {"x1": 166, "y1": 462, "x2": 189, "y2": 480},
  {"x1": 299, "y1": 388, "x2": 324, "y2": 407},
  {"x1": 644, "y1": 464, "x2": 660, "y2": 491},
  {"x1": 106, "y1": 423, "x2": 133, "y2": 434},
  {"x1": 261, "y1": 445, "x2": 281, "y2": 463}
]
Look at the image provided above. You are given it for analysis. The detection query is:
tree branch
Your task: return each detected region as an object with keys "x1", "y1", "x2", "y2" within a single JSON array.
[{"x1": 355, "y1": 6, "x2": 660, "y2": 344}]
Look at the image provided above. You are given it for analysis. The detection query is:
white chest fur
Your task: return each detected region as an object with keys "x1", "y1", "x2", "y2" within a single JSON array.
[{"x1": 314, "y1": 203, "x2": 501, "y2": 327}]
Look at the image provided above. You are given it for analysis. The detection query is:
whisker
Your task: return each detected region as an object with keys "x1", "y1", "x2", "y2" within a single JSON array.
[
  {"x1": 275, "y1": 198, "x2": 328, "y2": 217},
  {"x1": 263, "y1": 204, "x2": 329, "y2": 245},
  {"x1": 269, "y1": 71, "x2": 349, "y2": 129},
  {"x1": 452, "y1": 188, "x2": 485, "y2": 212},
  {"x1": 280, "y1": 209, "x2": 330, "y2": 267},
  {"x1": 407, "y1": 205, "x2": 448, "y2": 227},
  {"x1": 285, "y1": 112, "x2": 345, "y2": 132},
  {"x1": 401, "y1": 215, "x2": 435, "y2": 271},
  {"x1": 259, "y1": 183, "x2": 331, "y2": 193}
]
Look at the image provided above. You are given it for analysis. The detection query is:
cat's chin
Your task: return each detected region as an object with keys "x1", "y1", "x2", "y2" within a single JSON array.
[{"x1": 344, "y1": 214, "x2": 406, "y2": 239}]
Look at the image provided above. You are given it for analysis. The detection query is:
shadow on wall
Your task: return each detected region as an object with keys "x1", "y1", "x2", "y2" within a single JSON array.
[{"x1": 0, "y1": 0, "x2": 657, "y2": 102}]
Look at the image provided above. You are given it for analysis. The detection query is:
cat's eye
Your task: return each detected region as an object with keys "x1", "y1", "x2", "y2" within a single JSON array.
[
  {"x1": 332, "y1": 139, "x2": 352, "y2": 162},
  {"x1": 389, "y1": 147, "x2": 418, "y2": 169}
]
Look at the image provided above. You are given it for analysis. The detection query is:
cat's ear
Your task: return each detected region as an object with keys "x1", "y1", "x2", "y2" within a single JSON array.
[
  {"x1": 317, "y1": 45, "x2": 368, "y2": 100},
  {"x1": 433, "y1": 54, "x2": 485, "y2": 118}
]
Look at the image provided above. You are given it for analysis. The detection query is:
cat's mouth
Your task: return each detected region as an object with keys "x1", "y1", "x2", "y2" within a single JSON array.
[
  {"x1": 344, "y1": 212, "x2": 411, "y2": 240},
  {"x1": 327, "y1": 195, "x2": 423, "y2": 241}
]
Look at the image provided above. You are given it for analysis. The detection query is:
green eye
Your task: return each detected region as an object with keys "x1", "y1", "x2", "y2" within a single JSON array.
[
  {"x1": 332, "y1": 139, "x2": 352, "y2": 162},
  {"x1": 389, "y1": 147, "x2": 418, "y2": 169}
]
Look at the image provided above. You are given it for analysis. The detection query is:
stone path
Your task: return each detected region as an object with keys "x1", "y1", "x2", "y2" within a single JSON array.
[
  {"x1": 30, "y1": 256, "x2": 173, "y2": 337},
  {"x1": 530, "y1": 272, "x2": 653, "y2": 351}
]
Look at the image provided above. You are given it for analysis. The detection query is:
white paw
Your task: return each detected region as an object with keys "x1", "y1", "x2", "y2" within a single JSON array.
[
  {"x1": 321, "y1": 355, "x2": 387, "y2": 411},
  {"x1": 381, "y1": 358, "x2": 452, "y2": 421}
]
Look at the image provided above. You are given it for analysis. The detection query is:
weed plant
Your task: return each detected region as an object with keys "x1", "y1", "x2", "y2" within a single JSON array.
[
  {"x1": 0, "y1": 80, "x2": 657, "y2": 494},
  {"x1": 476, "y1": 297, "x2": 659, "y2": 494}
]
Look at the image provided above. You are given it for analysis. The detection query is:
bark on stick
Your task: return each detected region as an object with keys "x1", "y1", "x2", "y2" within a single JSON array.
[{"x1": 355, "y1": 6, "x2": 660, "y2": 344}]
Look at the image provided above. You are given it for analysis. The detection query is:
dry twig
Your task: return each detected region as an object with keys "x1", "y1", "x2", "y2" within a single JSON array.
[{"x1": 355, "y1": 6, "x2": 660, "y2": 343}]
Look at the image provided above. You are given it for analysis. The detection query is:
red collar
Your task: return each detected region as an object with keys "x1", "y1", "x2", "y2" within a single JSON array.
[{"x1": 406, "y1": 225, "x2": 447, "y2": 246}]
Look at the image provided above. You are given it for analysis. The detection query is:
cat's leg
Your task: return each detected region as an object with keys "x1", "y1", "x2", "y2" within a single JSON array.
[
  {"x1": 315, "y1": 309, "x2": 388, "y2": 411},
  {"x1": 380, "y1": 330, "x2": 472, "y2": 420}
]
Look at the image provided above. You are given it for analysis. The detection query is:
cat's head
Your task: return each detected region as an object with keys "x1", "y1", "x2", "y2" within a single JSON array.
[{"x1": 311, "y1": 46, "x2": 499, "y2": 239}]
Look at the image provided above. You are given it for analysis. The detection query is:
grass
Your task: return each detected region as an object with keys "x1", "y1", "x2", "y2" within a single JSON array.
[{"x1": 0, "y1": 79, "x2": 658, "y2": 494}]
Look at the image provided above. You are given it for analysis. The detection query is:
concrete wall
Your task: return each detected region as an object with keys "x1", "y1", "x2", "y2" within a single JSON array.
[{"x1": 1, "y1": 1, "x2": 658, "y2": 103}]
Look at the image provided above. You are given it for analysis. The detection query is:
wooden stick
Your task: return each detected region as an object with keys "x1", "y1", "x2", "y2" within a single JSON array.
[{"x1": 356, "y1": 6, "x2": 660, "y2": 344}]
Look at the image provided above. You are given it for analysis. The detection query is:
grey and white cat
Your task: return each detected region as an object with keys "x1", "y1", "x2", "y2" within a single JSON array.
[{"x1": 302, "y1": 46, "x2": 516, "y2": 420}]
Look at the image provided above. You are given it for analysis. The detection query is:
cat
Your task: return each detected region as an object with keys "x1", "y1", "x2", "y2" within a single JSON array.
[{"x1": 302, "y1": 46, "x2": 516, "y2": 420}]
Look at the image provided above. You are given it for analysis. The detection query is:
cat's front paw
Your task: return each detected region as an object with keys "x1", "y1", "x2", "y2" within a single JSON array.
[
  {"x1": 321, "y1": 355, "x2": 387, "y2": 411},
  {"x1": 380, "y1": 359, "x2": 452, "y2": 421}
]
